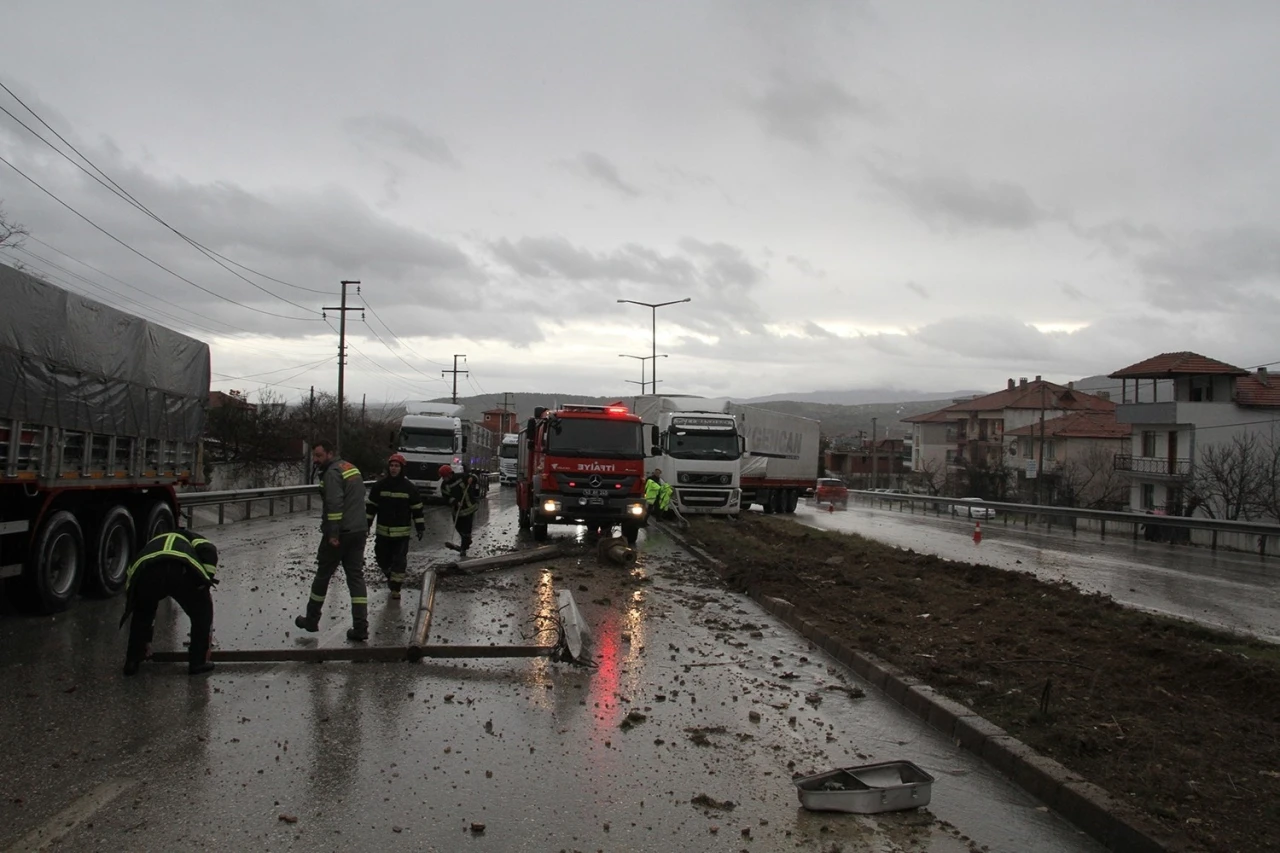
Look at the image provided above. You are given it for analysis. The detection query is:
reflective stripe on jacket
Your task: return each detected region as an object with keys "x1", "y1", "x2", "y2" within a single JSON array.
[
  {"x1": 366, "y1": 476, "x2": 425, "y2": 538},
  {"x1": 444, "y1": 474, "x2": 481, "y2": 517},
  {"x1": 320, "y1": 458, "x2": 366, "y2": 537}
]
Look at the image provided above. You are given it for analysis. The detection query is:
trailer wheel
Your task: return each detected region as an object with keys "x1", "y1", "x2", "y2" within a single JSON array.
[
  {"x1": 760, "y1": 490, "x2": 774, "y2": 514},
  {"x1": 23, "y1": 511, "x2": 85, "y2": 613},
  {"x1": 86, "y1": 505, "x2": 135, "y2": 597},
  {"x1": 139, "y1": 501, "x2": 175, "y2": 542},
  {"x1": 532, "y1": 522, "x2": 548, "y2": 542},
  {"x1": 784, "y1": 491, "x2": 799, "y2": 513}
]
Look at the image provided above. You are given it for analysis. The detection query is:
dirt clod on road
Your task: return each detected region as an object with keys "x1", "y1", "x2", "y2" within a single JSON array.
[{"x1": 687, "y1": 513, "x2": 1280, "y2": 853}]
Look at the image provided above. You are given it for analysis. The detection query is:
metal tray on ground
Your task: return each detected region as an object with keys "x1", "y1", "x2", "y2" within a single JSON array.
[{"x1": 794, "y1": 760, "x2": 935, "y2": 814}]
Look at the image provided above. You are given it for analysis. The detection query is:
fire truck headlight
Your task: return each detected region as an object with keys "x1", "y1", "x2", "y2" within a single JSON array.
[
  {"x1": 542, "y1": 499, "x2": 560, "y2": 513},
  {"x1": 627, "y1": 502, "x2": 646, "y2": 517}
]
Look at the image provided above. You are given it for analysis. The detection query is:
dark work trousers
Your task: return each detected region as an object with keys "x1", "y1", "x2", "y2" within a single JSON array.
[
  {"x1": 305, "y1": 532, "x2": 368, "y2": 629},
  {"x1": 126, "y1": 563, "x2": 214, "y2": 672},
  {"x1": 454, "y1": 513, "x2": 475, "y2": 553},
  {"x1": 374, "y1": 536, "x2": 410, "y2": 591}
]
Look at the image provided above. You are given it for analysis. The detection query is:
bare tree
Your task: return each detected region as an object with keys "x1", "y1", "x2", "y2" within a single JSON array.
[
  {"x1": 1188, "y1": 433, "x2": 1266, "y2": 520},
  {"x1": 1253, "y1": 427, "x2": 1280, "y2": 522},
  {"x1": 1054, "y1": 445, "x2": 1128, "y2": 510},
  {"x1": 0, "y1": 203, "x2": 29, "y2": 251},
  {"x1": 910, "y1": 457, "x2": 944, "y2": 495}
]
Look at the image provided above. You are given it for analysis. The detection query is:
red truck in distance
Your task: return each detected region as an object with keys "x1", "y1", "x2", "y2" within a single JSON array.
[{"x1": 516, "y1": 403, "x2": 649, "y2": 545}]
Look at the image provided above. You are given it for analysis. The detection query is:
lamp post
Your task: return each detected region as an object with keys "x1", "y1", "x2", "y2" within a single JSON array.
[
  {"x1": 617, "y1": 298, "x2": 690, "y2": 393},
  {"x1": 619, "y1": 353, "x2": 667, "y2": 395}
]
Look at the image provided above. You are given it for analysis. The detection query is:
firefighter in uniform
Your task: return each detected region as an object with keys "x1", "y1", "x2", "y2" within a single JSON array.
[
  {"x1": 440, "y1": 464, "x2": 481, "y2": 558},
  {"x1": 120, "y1": 529, "x2": 218, "y2": 676},
  {"x1": 366, "y1": 453, "x2": 426, "y2": 600},
  {"x1": 295, "y1": 439, "x2": 370, "y2": 641}
]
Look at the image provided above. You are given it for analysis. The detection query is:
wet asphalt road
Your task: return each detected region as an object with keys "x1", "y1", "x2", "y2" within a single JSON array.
[
  {"x1": 797, "y1": 498, "x2": 1280, "y2": 643},
  {"x1": 0, "y1": 491, "x2": 1103, "y2": 853}
]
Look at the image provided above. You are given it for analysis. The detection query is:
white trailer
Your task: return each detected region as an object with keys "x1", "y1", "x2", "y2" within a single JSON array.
[
  {"x1": 629, "y1": 396, "x2": 743, "y2": 515},
  {"x1": 726, "y1": 403, "x2": 820, "y2": 514}
]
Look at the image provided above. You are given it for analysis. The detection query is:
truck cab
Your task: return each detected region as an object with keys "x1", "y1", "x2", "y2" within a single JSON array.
[
  {"x1": 516, "y1": 403, "x2": 648, "y2": 544},
  {"x1": 397, "y1": 402, "x2": 465, "y2": 499},
  {"x1": 498, "y1": 433, "x2": 519, "y2": 485},
  {"x1": 654, "y1": 412, "x2": 743, "y2": 514}
]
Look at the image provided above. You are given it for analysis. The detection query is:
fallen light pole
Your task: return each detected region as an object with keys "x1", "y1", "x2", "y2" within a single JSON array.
[
  {"x1": 597, "y1": 535, "x2": 637, "y2": 567},
  {"x1": 452, "y1": 543, "x2": 566, "y2": 574},
  {"x1": 151, "y1": 557, "x2": 590, "y2": 666}
]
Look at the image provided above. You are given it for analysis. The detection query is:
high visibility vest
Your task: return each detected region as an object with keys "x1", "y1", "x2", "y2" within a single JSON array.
[{"x1": 645, "y1": 478, "x2": 662, "y2": 506}]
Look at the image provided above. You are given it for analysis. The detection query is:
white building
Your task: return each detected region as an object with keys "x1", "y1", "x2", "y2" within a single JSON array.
[{"x1": 1110, "y1": 352, "x2": 1280, "y2": 515}]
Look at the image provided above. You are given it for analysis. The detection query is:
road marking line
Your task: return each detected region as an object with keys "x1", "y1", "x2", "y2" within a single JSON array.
[{"x1": 4, "y1": 778, "x2": 137, "y2": 853}]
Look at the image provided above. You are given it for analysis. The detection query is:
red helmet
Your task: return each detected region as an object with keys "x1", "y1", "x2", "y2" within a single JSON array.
[
  {"x1": 388, "y1": 453, "x2": 406, "y2": 466},
  {"x1": 438, "y1": 464, "x2": 455, "y2": 478}
]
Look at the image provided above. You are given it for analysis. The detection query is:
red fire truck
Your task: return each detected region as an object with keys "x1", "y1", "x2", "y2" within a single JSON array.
[{"x1": 516, "y1": 403, "x2": 649, "y2": 544}]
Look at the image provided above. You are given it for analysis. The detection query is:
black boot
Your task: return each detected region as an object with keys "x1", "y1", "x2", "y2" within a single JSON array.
[
  {"x1": 346, "y1": 624, "x2": 368, "y2": 642},
  {"x1": 295, "y1": 615, "x2": 319, "y2": 632},
  {"x1": 189, "y1": 661, "x2": 215, "y2": 675},
  {"x1": 123, "y1": 659, "x2": 142, "y2": 677}
]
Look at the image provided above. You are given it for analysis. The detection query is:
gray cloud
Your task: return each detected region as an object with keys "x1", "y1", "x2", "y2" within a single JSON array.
[
  {"x1": 868, "y1": 165, "x2": 1049, "y2": 231},
  {"x1": 787, "y1": 254, "x2": 826, "y2": 278},
  {"x1": 1136, "y1": 226, "x2": 1280, "y2": 311},
  {"x1": 746, "y1": 72, "x2": 874, "y2": 149},
  {"x1": 679, "y1": 238, "x2": 765, "y2": 290},
  {"x1": 567, "y1": 151, "x2": 640, "y2": 198},
  {"x1": 344, "y1": 114, "x2": 460, "y2": 169},
  {"x1": 904, "y1": 280, "x2": 929, "y2": 299},
  {"x1": 1060, "y1": 282, "x2": 1085, "y2": 301},
  {"x1": 488, "y1": 236, "x2": 694, "y2": 285},
  {"x1": 803, "y1": 320, "x2": 836, "y2": 338}
]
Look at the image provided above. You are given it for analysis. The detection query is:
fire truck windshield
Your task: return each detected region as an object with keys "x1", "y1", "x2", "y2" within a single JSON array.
[
  {"x1": 547, "y1": 418, "x2": 643, "y2": 458},
  {"x1": 668, "y1": 429, "x2": 741, "y2": 460}
]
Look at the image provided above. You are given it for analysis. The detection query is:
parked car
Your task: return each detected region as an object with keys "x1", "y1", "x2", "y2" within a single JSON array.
[
  {"x1": 814, "y1": 478, "x2": 849, "y2": 508},
  {"x1": 952, "y1": 497, "x2": 996, "y2": 519}
]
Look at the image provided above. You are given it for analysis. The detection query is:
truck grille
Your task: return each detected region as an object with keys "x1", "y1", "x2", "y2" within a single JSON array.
[
  {"x1": 676, "y1": 488, "x2": 730, "y2": 507},
  {"x1": 678, "y1": 472, "x2": 733, "y2": 485},
  {"x1": 552, "y1": 473, "x2": 638, "y2": 494},
  {"x1": 404, "y1": 461, "x2": 441, "y2": 481}
]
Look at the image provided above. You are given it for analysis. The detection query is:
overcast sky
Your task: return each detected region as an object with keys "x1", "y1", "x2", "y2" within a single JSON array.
[{"x1": 2, "y1": 1, "x2": 1278, "y2": 405}]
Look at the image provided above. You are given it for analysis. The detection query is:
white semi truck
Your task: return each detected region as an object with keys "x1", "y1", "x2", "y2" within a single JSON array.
[
  {"x1": 498, "y1": 432, "x2": 519, "y2": 485},
  {"x1": 395, "y1": 402, "x2": 467, "y2": 499},
  {"x1": 629, "y1": 396, "x2": 820, "y2": 516},
  {"x1": 630, "y1": 396, "x2": 743, "y2": 515}
]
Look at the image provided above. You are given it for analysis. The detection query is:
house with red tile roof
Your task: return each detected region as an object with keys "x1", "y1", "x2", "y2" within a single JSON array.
[
  {"x1": 903, "y1": 376, "x2": 1115, "y2": 497},
  {"x1": 1109, "y1": 351, "x2": 1280, "y2": 517},
  {"x1": 1004, "y1": 411, "x2": 1132, "y2": 507}
]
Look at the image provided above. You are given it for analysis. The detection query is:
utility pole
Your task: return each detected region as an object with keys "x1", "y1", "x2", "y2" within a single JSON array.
[
  {"x1": 1036, "y1": 382, "x2": 1046, "y2": 505},
  {"x1": 502, "y1": 392, "x2": 513, "y2": 432},
  {"x1": 323, "y1": 280, "x2": 363, "y2": 456},
  {"x1": 307, "y1": 385, "x2": 315, "y2": 485},
  {"x1": 361, "y1": 393, "x2": 366, "y2": 427},
  {"x1": 871, "y1": 417, "x2": 878, "y2": 490},
  {"x1": 442, "y1": 354, "x2": 468, "y2": 405}
]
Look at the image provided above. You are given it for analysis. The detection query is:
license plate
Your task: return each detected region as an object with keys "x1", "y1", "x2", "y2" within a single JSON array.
[
  {"x1": 578, "y1": 497, "x2": 605, "y2": 506},
  {"x1": 582, "y1": 488, "x2": 608, "y2": 497}
]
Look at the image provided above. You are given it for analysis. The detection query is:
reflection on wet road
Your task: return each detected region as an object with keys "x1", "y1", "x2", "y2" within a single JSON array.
[
  {"x1": 0, "y1": 490, "x2": 1104, "y2": 852},
  {"x1": 797, "y1": 499, "x2": 1280, "y2": 642}
]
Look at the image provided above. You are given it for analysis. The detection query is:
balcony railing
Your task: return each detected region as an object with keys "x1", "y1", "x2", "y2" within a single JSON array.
[{"x1": 1114, "y1": 455, "x2": 1192, "y2": 478}]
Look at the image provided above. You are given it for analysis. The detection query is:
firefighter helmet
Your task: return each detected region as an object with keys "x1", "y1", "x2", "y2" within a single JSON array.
[
  {"x1": 388, "y1": 453, "x2": 406, "y2": 466},
  {"x1": 438, "y1": 464, "x2": 455, "y2": 478}
]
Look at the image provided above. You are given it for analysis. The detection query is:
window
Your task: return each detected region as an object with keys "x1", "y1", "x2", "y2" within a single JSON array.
[
  {"x1": 1141, "y1": 483, "x2": 1156, "y2": 510},
  {"x1": 1024, "y1": 439, "x2": 1032, "y2": 458},
  {"x1": 1047, "y1": 440, "x2": 1056, "y2": 460},
  {"x1": 1141, "y1": 431, "x2": 1157, "y2": 457}
]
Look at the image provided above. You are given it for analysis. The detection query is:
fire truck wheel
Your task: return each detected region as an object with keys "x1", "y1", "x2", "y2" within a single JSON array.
[
  {"x1": 518, "y1": 507, "x2": 531, "y2": 530},
  {"x1": 532, "y1": 522, "x2": 548, "y2": 542},
  {"x1": 138, "y1": 500, "x2": 175, "y2": 542},
  {"x1": 22, "y1": 510, "x2": 85, "y2": 613},
  {"x1": 86, "y1": 505, "x2": 135, "y2": 597},
  {"x1": 621, "y1": 521, "x2": 640, "y2": 546}
]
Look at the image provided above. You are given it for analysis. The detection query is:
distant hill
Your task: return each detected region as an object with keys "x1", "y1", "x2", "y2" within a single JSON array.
[{"x1": 743, "y1": 387, "x2": 981, "y2": 406}]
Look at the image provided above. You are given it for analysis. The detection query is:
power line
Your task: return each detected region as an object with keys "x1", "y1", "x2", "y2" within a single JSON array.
[
  {"x1": 360, "y1": 294, "x2": 450, "y2": 367},
  {"x1": 0, "y1": 80, "x2": 329, "y2": 300},
  {"x1": 0, "y1": 152, "x2": 322, "y2": 321},
  {"x1": 359, "y1": 317, "x2": 445, "y2": 385},
  {"x1": 212, "y1": 356, "x2": 335, "y2": 382}
]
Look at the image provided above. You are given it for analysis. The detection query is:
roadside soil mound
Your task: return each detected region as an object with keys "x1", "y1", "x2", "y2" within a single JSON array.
[{"x1": 687, "y1": 514, "x2": 1280, "y2": 853}]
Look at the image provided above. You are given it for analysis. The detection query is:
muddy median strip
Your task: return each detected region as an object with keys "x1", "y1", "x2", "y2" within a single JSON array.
[{"x1": 664, "y1": 515, "x2": 1280, "y2": 853}]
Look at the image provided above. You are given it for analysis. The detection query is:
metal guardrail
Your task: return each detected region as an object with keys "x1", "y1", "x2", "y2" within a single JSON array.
[
  {"x1": 178, "y1": 472, "x2": 500, "y2": 526},
  {"x1": 178, "y1": 483, "x2": 320, "y2": 526},
  {"x1": 846, "y1": 489, "x2": 1280, "y2": 555}
]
